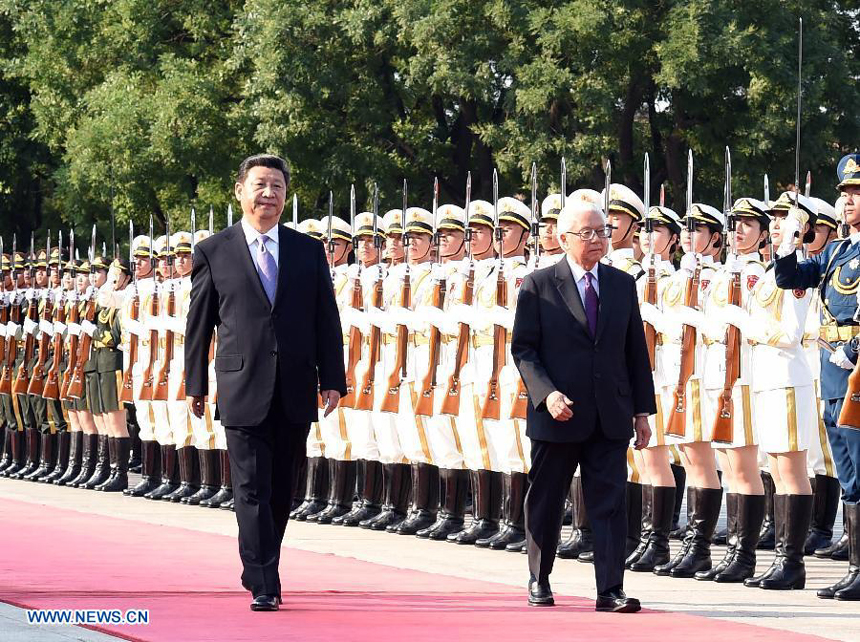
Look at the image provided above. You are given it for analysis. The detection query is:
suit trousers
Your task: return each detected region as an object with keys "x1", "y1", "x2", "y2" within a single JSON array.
[
  {"x1": 225, "y1": 394, "x2": 309, "y2": 598},
  {"x1": 525, "y1": 429, "x2": 628, "y2": 594}
]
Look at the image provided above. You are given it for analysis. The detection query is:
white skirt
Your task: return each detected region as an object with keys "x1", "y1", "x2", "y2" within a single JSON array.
[{"x1": 755, "y1": 385, "x2": 816, "y2": 454}]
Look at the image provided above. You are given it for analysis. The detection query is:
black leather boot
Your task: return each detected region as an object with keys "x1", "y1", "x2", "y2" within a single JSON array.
[
  {"x1": 307, "y1": 459, "x2": 339, "y2": 522},
  {"x1": 630, "y1": 486, "x2": 674, "y2": 572},
  {"x1": 557, "y1": 476, "x2": 594, "y2": 559},
  {"x1": 81, "y1": 435, "x2": 111, "y2": 489},
  {"x1": 69, "y1": 434, "x2": 98, "y2": 487},
  {"x1": 805, "y1": 474, "x2": 841, "y2": 555},
  {"x1": 54, "y1": 431, "x2": 83, "y2": 486},
  {"x1": 291, "y1": 456, "x2": 329, "y2": 520},
  {"x1": 202, "y1": 450, "x2": 233, "y2": 508},
  {"x1": 393, "y1": 463, "x2": 440, "y2": 535},
  {"x1": 339, "y1": 460, "x2": 384, "y2": 526},
  {"x1": 11, "y1": 428, "x2": 39, "y2": 479},
  {"x1": 100, "y1": 437, "x2": 130, "y2": 492},
  {"x1": 165, "y1": 447, "x2": 200, "y2": 502},
  {"x1": 365, "y1": 463, "x2": 411, "y2": 531},
  {"x1": 26, "y1": 432, "x2": 56, "y2": 481},
  {"x1": 745, "y1": 493, "x2": 785, "y2": 588},
  {"x1": 713, "y1": 494, "x2": 764, "y2": 583},
  {"x1": 1, "y1": 430, "x2": 25, "y2": 477},
  {"x1": 625, "y1": 481, "x2": 644, "y2": 558},
  {"x1": 0, "y1": 429, "x2": 13, "y2": 474},
  {"x1": 829, "y1": 502, "x2": 860, "y2": 601},
  {"x1": 145, "y1": 445, "x2": 179, "y2": 500},
  {"x1": 670, "y1": 463, "x2": 686, "y2": 537},
  {"x1": 42, "y1": 431, "x2": 69, "y2": 483},
  {"x1": 478, "y1": 472, "x2": 527, "y2": 550},
  {"x1": 125, "y1": 440, "x2": 161, "y2": 497},
  {"x1": 94, "y1": 437, "x2": 118, "y2": 490},
  {"x1": 758, "y1": 471, "x2": 776, "y2": 550},
  {"x1": 815, "y1": 508, "x2": 849, "y2": 559},
  {"x1": 657, "y1": 487, "x2": 722, "y2": 578},
  {"x1": 182, "y1": 449, "x2": 219, "y2": 505},
  {"x1": 448, "y1": 470, "x2": 502, "y2": 545},
  {"x1": 757, "y1": 494, "x2": 812, "y2": 590},
  {"x1": 696, "y1": 493, "x2": 738, "y2": 581},
  {"x1": 626, "y1": 485, "x2": 654, "y2": 567},
  {"x1": 419, "y1": 468, "x2": 469, "y2": 540},
  {"x1": 316, "y1": 460, "x2": 358, "y2": 524}
]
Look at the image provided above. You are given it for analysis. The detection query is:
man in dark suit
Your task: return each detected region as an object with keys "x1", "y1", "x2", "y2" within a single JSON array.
[
  {"x1": 511, "y1": 199, "x2": 655, "y2": 612},
  {"x1": 185, "y1": 154, "x2": 346, "y2": 611}
]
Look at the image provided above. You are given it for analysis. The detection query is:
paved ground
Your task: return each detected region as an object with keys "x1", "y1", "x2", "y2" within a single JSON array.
[
  {"x1": 0, "y1": 475, "x2": 854, "y2": 641},
  {"x1": 0, "y1": 602, "x2": 122, "y2": 642}
]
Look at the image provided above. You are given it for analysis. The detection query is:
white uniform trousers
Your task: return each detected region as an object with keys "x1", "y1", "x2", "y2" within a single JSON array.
[
  {"x1": 422, "y1": 340, "x2": 465, "y2": 470},
  {"x1": 207, "y1": 360, "x2": 227, "y2": 451},
  {"x1": 130, "y1": 338, "x2": 155, "y2": 442},
  {"x1": 319, "y1": 405, "x2": 352, "y2": 461},
  {"x1": 347, "y1": 358, "x2": 380, "y2": 461},
  {"x1": 371, "y1": 340, "x2": 406, "y2": 464}
]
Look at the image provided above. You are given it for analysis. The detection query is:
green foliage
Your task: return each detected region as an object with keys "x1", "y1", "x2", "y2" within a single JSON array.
[{"x1": 0, "y1": 0, "x2": 858, "y2": 248}]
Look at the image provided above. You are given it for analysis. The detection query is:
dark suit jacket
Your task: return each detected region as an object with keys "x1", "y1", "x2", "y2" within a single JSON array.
[
  {"x1": 184, "y1": 221, "x2": 347, "y2": 427},
  {"x1": 511, "y1": 259, "x2": 656, "y2": 443}
]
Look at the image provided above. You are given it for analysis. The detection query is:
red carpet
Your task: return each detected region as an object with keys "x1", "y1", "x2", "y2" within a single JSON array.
[{"x1": 0, "y1": 497, "x2": 826, "y2": 642}]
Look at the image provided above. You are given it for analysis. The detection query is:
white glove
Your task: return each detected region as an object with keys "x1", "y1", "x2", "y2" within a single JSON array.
[
  {"x1": 39, "y1": 319, "x2": 54, "y2": 336},
  {"x1": 391, "y1": 307, "x2": 414, "y2": 331},
  {"x1": 722, "y1": 304, "x2": 750, "y2": 332},
  {"x1": 423, "y1": 306, "x2": 447, "y2": 332},
  {"x1": 53, "y1": 321, "x2": 66, "y2": 336},
  {"x1": 489, "y1": 305, "x2": 515, "y2": 331},
  {"x1": 677, "y1": 306, "x2": 705, "y2": 330},
  {"x1": 67, "y1": 322, "x2": 82, "y2": 337},
  {"x1": 680, "y1": 253, "x2": 698, "y2": 273},
  {"x1": 346, "y1": 263, "x2": 360, "y2": 280},
  {"x1": 6, "y1": 322, "x2": 19, "y2": 337},
  {"x1": 23, "y1": 317, "x2": 38, "y2": 335},
  {"x1": 776, "y1": 208, "x2": 805, "y2": 258},
  {"x1": 0, "y1": 324, "x2": 5, "y2": 338},
  {"x1": 829, "y1": 348, "x2": 855, "y2": 370},
  {"x1": 724, "y1": 256, "x2": 743, "y2": 274},
  {"x1": 430, "y1": 263, "x2": 447, "y2": 281},
  {"x1": 640, "y1": 302, "x2": 665, "y2": 334},
  {"x1": 124, "y1": 318, "x2": 142, "y2": 336},
  {"x1": 81, "y1": 319, "x2": 97, "y2": 337}
]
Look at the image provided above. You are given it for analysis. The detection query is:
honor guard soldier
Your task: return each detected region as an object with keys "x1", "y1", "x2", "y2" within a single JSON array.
[
  {"x1": 310, "y1": 214, "x2": 357, "y2": 525},
  {"x1": 144, "y1": 236, "x2": 180, "y2": 500},
  {"x1": 360, "y1": 208, "x2": 413, "y2": 532},
  {"x1": 446, "y1": 199, "x2": 502, "y2": 545},
  {"x1": 193, "y1": 228, "x2": 234, "y2": 510},
  {"x1": 626, "y1": 205, "x2": 682, "y2": 572},
  {"x1": 801, "y1": 197, "x2": 843, "y2": 555},
  {"x1": 90, "y1": 257, "x2": 133, "y2": 492},
  {"x1": 658, "y1": 203, "x2": 725, "y2": 575},
  {"x1": 722, "y1": 193, "x2": 816, "y2": 589},
  {"x1": 0, "y1": 253, "x2": 13, "y2": 475},
  {"x1": 38, "y1": 247, "x2": 71, "y2": 483},
  {"x1": 416, "y1": 203, "x2": 472, "y2": 541},
  {"x1": 2, "y1": 252, "x2": 30, "y2": 478},
  {"x1": 603, "y1": 183, "x2": 646, "y2": 278},
  {"x1": 123, "y1": 235, "x2": 162, "y2": 498},
  {"x1": 335, "y1": 210, "x2": 386, "y2": 527},
  {"x1": 291, "y1": 218, "x2": 331, "y2": 520},
  {"x1": 774, "y1": 153, "x2": 860, "y2": 601}
]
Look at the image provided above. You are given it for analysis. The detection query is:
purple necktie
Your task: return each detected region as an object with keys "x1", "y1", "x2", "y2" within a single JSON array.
[
  {"x1": 584, "y1": 272, "x2": 598, "y2": 337},
  {"x1": 256, "y1": 237, "x2": 278, "y2": 305}
]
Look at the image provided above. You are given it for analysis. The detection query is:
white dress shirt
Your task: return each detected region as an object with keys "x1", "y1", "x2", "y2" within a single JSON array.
[
  {"x1": 566, "y1": 255, "x2": 600, "y2": 303},
  {"x1": 241, "y1": 217, "x2": 280, "y2": 272}
]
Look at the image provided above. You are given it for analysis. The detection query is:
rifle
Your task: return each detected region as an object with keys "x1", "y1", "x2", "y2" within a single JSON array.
[
  {"x1": 355, "y1": 184, "x2": 382, "y2": 412},
  {"x1": 510, "y1": 166, "x2": 539, "y2": 420},
  {"x1": 380, "y1": 179, "x2": 410, "y2": 414},
  {"x1": 441, "y1": 174, "x2": 473, "y2": 416},
  {"x1": 41, "y1": 291, "x2": 65, "y2": 400},
  {"x1": 341, "y1": 185, "x2": 362, "y2": 409},
  {"x1": 12, "y1": 270, "x2": 38, "y2": 395},
  {"x1": 120, "y1": 222, "x2": 138, "y2": 403},
  {"x1": 481, "y1": 169, "x2": 504, "y2": 421},
  {"x1": 711, "y1": 147, "x2": 740, "y2": 445},
  {"x1": 153, "y1": 218, "x2": 174, "y2": 402},
  {"x1": 67, "y1": 225, "x2": 99, "y2": 400},
  {"x1": 138, "y1": 216, "x2": 159, "y2": 401},
  {"x1": 27, "y1": 234, "x2": 54, "y2": 396},
  {"x1": 415, "y1": 178, "x2": 444, "y2": 417},
  {"x1": 666, "y1": 150, "x2": 697, "y2": 438},
  {"x1": 0, "y1": 236, "x2": 18, "y2": 395},
  {"x1": 642, "y1": 153, "x2": 657, "y2": 370}
]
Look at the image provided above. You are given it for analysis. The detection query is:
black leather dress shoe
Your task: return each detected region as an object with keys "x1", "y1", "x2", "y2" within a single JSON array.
[
  {"x1": 527, "y1": 578, "x2": 554, "y2": 606},
  {"x1": 595, "y1": 588, "x2": 641, "y2": 613},
  {"x1": 250, "y1": 594, "x2": 279, "y2": 611}
]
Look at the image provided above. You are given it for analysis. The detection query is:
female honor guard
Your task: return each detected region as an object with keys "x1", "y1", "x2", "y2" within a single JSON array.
[
  {"x1": 657, "y1": 203, "x2": 725, "y2": 577},
  {"x1": 627, "y1": 205, "x2": 681, "y2": 572},
  {"x1": 726, "y1": 194, "x2": 816, "y2": 589},
  {"x1": 91, "y1": 258, "x2": 132, "y2": 492}
]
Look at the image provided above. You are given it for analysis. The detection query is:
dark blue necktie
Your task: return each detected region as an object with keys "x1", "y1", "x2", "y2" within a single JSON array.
[{"x1": 584, "y1": 272, "x2": 598, "y2": 337}]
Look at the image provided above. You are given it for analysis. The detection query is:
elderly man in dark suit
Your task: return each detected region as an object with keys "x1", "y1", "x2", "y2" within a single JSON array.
[
  {"x1": 185, "y1": 154, "x2": 346, "y2": 611},
  {"x1": 511, "y1": 199, "x2": 655, "y2": 612}
]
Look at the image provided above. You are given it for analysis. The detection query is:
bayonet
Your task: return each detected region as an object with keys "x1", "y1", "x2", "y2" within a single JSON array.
[
  {"x1": 327, "y1": 190, "x2": 335, "y2": 268},
  {"x1": 110, "y1": 184, "x2": 116, "y2": 258},
  {"x1": 764, "y1": 174, "x2": 771, "y2": 205},
  {"x1": 227, "y1": 204, "x2": 233, "y2": 228},
  {"x1": 129, "y1": 221, "x2": 135, "y2": 284},
  {"x1": 401, "y1": 179, "x2": 409, "y2": 253},
  {"x1": 604, "y1": 159, "x2": 612, "y2": 253},
  {"x1": 644, "y1": 153, "x2": 653, "y2": 268},
  {"x1": 90, "y1": 224, "x2": 96, "y2": 264},
  {"x1": 191, "y1": 207, "x2": 197, "y2": 252},
  {"x1": 560, "y1": 157, "x2": 567, "y2": 210},
  {"x1": 805, "y1": 170, "x2": 812, "y2": 198},
  {"x1": 464, "y1": 172, "x2": 473, "y2": 261},
  {"x1": 794, "y1": 17, "x2": 803, "y2": 208},
  {"x1": 148, "y1": 214, "x2": 154, "y2": 270},
  {"x1": 492, "y1": 168, "x2": 501, "y2": 254},
  {"x1": 531, "y1": 162, "x2": 539, "y2": 262},
  {"x1": 209, "y1": 205, "x2": 214, "y2": 235},
  {"x1": 432, "y1": 177, "x2": 440, "y2": 264},
  {"x1": 293, "y1": 194, "x2": 298, "y2": 228},
  {"x1": 725, "y1": 146, "x2": 736, "y2": 259}
]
